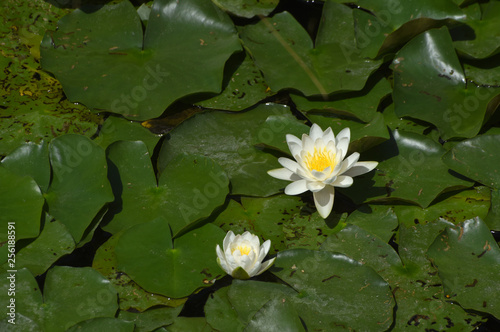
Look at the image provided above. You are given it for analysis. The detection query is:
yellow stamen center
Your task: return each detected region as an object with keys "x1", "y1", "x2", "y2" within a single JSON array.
[
  {"x1": 304, "y1": 147, "x2": 335, "y2": 172},
  {"x1": 233, "y1": 245, "x2": 251, "y2": 256}
]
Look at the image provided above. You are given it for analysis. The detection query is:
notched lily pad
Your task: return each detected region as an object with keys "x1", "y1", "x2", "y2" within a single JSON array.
[
  {"x1": 427, "y1": 217, "x2": 500, "y2": 319},
  {"x1": 40, "y1": 0, "x2": 241, "y2": 120}
]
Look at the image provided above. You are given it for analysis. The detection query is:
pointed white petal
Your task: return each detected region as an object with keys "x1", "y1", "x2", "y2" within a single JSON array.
[
  {"x1": 217, "y1": 256, "x2": 231, "y2": 275},
  {"x1": 268, "y1": 168, "x2": 296, "y2": 181},
  {"x1": 323, "y1": 127, "x2": 335, "y2": 144},
  {"x1": 302, "y1": 134, "x2": 314, "y2": 153},
  {"x1": 309, "y1": 123, "x2": 323, "y2": 141},
  {"x1": 284, "y1": 179, "x2": 309, "y2": 195},
  {"x1": 307, "y1": 181, "x2": 326, "y2": 192},
  {"x1": 336, "y1": 137, "x2": 350, "y2": 160},
  {"x1": 278, "y1": 157, "x2": 300, "y2": 173},
  {"x1": 285, "y1": 134, "x2": 302, "y2": 146},
  {"x1": 313, "y1": 186, "x2": 335, "y2": 218},
  {"x1": 287, "y1": 141, "x2": 302, "y2": 159},
  {"x1": 260, "y1": 239, "x2": 271, "y2": 256},
  {"x1": 315, "y1": 137, "x2": 326, "y2": 150},
  {"x1": 332, "y1": 175, "x2": 353, "y2": 188},
  {"x1": 256, "y1": 257, "x2": 276, "y2": 276},
  {"x1": 343, "y1": 161, "x2": 378, "y2": 177},
  {"x1": 338, "y1": 152, "x2": 360, "y2": 175},
  {"x1": 223, "y1": 231, "x2": 235, "y2": 252},
  {"x1": 336, "y1": 127, "x2": 351, "y2": 142},
  {"x1": 311, "y1": 169, "x2": 328, "y2": 181},
  {"x1": 247, "y1": 261, "x2": 262, "y2": 277}
]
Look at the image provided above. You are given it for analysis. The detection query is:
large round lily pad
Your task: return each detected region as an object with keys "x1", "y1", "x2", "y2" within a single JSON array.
[
  {"x1": 115, "y1": 218, "x2": 225, "y2": 298},
  {"x1": 40, "y1": 0, "x2": 241, "y2": 120}
]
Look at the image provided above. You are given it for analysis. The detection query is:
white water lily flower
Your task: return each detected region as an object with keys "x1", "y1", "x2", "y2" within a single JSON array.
[
  {"x1": 216, "y1": 231, "x2": 275, "y2": 279},
  {"x1": 268, "y1": 124, "x2": 378, "y2": 218}
]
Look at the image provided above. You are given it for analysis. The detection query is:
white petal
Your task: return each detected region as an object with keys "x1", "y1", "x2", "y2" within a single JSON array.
[
  {"x1": 223, "y1": 231, "x2": 235, "y2": 252},
  {"x1": 216, "y1": 246, "x2": 231, "y2": 274},
  {"x1": 287, "y1": 141, "x2": 302, "y2": 159},
  {"x1": 336, "y1": 127, "x2": 351, "y2": 142},
  {"x1": 302, "y1": 134, "x2": 314, "y2": 153},
  {"x1": 260, "y1": 239, "x2": 271, "y2": 257},
  {"x1": 307, "y1": 181, "x2": 326, "y2": 192},
  {"x1": 309, "y1": 123, "x2": 323, "y2": 141},
  {"x1": 246, "y1": 233, "x2": 260, "y2": 249},
  {"x1": 338, "y1": 152, "x2": 360, "y2": 175},
  {"x1": 256, "y1": 257, "x2": 276, "y2": 276},
  {"x1": 247, "y1": 261, "x2": 262, "y2": 277},
  {"x1": 278, "y1": 157, "x2": 300, "y2": 173},
  {"x1": 284, "y1": 179, "x2": 309, "y2": 195},
  {"x1": 326, "y1": 140, "x2": 336, "y2": 154},
  {"x1": 285, "y1": 134, "x2": 302, "y2": 147},
  {"x1": 332, "y1": 175, "x2": 353, "y2": 188},
  {"x1": 342, "y1": 161, "x2": 378, "y2": 177},
  {"x1": 313, "y1": 186, "x2": 335, "y2": 218},
  {"x1": 315, "y1": 137, "x2": 326, "y2": 150},
  {"x1": 311, "y1": 169, "x2": 328, "y2": 181},
  {"x1": 236, "y1": 253, "x2": 254, "y2": 272},
  {"x1": 323, "y1": 127, "x2": 335, "y2": 144},
  {"x1": 225, "y1": 247, "x2": 238, "y2": 270},
  {"x1": 268, "y1": 168, "x2": 300, "y2": 181},
  {"x1": 336, "y1": 137, "x2": 350, "y2": 161}
]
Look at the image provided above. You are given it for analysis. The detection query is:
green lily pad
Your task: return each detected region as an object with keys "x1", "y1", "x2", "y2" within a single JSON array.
[
  {"x1": 344, "y1": 204, "x2": 398, "y2": 242},
  {"x1": 272, "y1": 249, "x2": 394, "y2": 331},
  {"x1": 321, "y1": 222, "x2": 484, "y2": 330},
  {"x1": 239, "y1": 10, "x2": 381, "y2": 97},
  {"x1": 94, "y1": 115, "x2": 160, "y2": 155},
  {"x1": 343, "y1": 129, "x2": 471, "y2": 207},
  {"x1": 11, "y1": 216, "x2": 75, "y2": 276},
  {"x1": 115, "y1": 218, "x2": 225, "y2": 298},
  {"x1": 66, "y1": 318, "x2": 134, "y2": 332},
  {"x1": 0, "y1": 267, "x2": 118, "y2": 331},
  {"x1": 40, "y1": 0, "x2": 241, "y2": 120},
  {"x1": 382, "y1": 103, "x2": 432, "y2": 134},
  {"x1": 93, "y1": 232, "x2": 186, "y2": 312},
  {"x1": 392, "y1": 27, "x2": 500, "y2": 139},
  {"x1": 211, "y1": 0, "x2": 279, "y2": 18},
  {"x1": 205, "y1": 281, "x2": 302, "y2": 332},
  {"x1": 104, "y1": 141, "x2": 229, "y2": 236},
  {"x1": 45, "y1": 134, "x2": 113, "y2": 242},
  {"x1": 118, "y1": 306, "x2": 183, "y2": 332},
  {"x1": 0, "y1": 166, "x2": 43, "y2": 241},
  {"x1": 393, "y1": 186, "x2": 491, "y2": 228},
  {"x1": 195, "y1": 52, "x2": 274, "y2": 111},
  {"x1": 1, "y1": 140, "x2": 50, "y2": 192},
  {"x1": 158, "y1": 103, "x2": 291, "y2": 197},
  {"x1": 167, "y1": 317, "x2": 214, "y2": 332},
  {"x1": 453, "y1": 2, "x2": 500, "y2": 59},
  {"x1": 442, "y1": 134, "x2": 500, "y2": 188},
  {"x1": 213, "y1": 196, "x2": 345, "y2": 254},
  {"x1": 442, "y1": 134, "x2": 500, "y2": 230},
  {"x1": 427, "y1": 217, "x2": 500, "y2": 319},
  {"x1": 463, "y1": 54, "x2": 500, "y2": 87},
  {"x1": 353, "y1": 0, "x2": 465, "y2": 59},
  {"x1": 0, "y1": 0, "x2": 101, "y2": 156},
  {"x1": 291, "y1": 75, "x2": 392, "y2": 123}
]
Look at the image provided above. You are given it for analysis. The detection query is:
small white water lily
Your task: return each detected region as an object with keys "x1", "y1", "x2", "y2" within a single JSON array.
[
  {"x1": 268, "y1": 124, "x2": 378, "y2": 218},
  {"x1": 216, "y1": 231, "x2": 275, "y2": 279}
]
